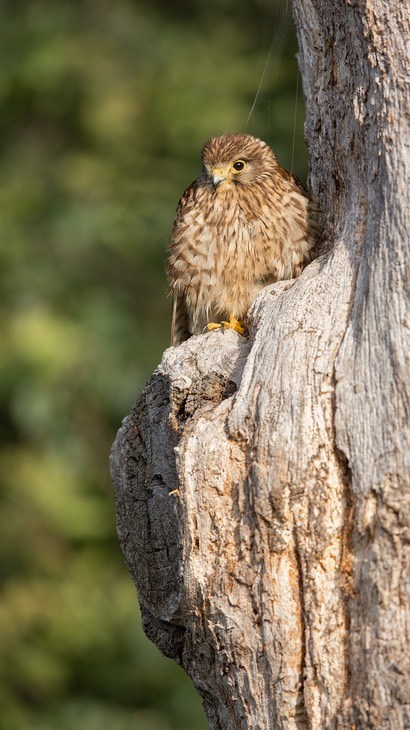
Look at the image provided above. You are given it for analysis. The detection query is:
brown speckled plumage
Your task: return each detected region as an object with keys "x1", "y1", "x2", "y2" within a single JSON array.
[{"x1": 167, "y1": 133, "x2": 319, "y2": 346}]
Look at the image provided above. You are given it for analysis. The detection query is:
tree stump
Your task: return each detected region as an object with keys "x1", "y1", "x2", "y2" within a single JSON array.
[{"x1": 111, "y1": 2, "x2": 410, "y2": 727}]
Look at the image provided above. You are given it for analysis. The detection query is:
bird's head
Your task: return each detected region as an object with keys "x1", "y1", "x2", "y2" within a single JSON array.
[{"x1": 201, "y1": 133, "x2": 278, "y2": 191}]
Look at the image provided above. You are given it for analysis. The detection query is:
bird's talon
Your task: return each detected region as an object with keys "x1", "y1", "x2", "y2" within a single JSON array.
[
  {"x1": 207, "y1": 316, "x2": 245, "y2": 336},
  {"x1": 228, "y1": 318, "x2": 245, "y2": 336},
  {"x1": 207, "y1": 322, "x2": 222, "y2": 331}
]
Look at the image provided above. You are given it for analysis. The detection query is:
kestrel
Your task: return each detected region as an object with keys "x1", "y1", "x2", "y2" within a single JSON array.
[{"x1": 167, "y1": 133, "x2": 319, "y2": 346}]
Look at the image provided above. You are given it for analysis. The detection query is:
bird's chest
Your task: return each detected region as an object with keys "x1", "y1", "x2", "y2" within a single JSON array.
[{"x1": 188, "y1": 200, "x2": 263, "y2": 278}]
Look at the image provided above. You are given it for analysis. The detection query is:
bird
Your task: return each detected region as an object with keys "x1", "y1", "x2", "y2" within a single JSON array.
[{"x1": 167, "y1": 132, "x2": 319, "y2": 346}]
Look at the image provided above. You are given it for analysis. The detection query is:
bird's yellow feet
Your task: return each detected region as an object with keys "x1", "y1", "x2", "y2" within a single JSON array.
[{"x1": 207, "y1": 315, "x2": 245, "y2": 336}]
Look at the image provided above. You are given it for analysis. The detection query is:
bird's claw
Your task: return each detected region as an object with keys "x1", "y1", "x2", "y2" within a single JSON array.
[{"x1": 207, "y1": 316, "x2": 245, "y2": 336}]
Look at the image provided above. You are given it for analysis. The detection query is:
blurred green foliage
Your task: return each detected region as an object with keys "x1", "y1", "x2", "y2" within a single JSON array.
[{"x1": 0, "y1": 0, "x2": 306, "y2": 728}]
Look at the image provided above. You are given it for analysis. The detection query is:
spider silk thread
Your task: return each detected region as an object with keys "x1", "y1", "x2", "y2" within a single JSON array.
[{"x1": 242, "y1": 0, "x2": 300, "y2": 175}]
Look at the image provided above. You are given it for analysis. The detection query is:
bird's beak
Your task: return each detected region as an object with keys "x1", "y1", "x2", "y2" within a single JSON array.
[{"x1": 212, "y1": 167, "x2": 228, "y2": 188}]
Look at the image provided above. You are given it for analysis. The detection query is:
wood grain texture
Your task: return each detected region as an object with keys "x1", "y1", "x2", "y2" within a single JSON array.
[{"x1": 111, "y1": 2, "x2": 410, "y2": 727}]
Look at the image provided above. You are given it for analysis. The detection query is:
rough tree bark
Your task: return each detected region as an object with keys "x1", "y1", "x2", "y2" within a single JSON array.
[{"x1": 110, "y1": 2, "x2": 410, "y2": 728}]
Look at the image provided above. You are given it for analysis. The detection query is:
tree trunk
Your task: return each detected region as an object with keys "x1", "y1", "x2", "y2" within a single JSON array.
[{"x1": 110, "y1": 2, "x2": 410, "y2": 728}]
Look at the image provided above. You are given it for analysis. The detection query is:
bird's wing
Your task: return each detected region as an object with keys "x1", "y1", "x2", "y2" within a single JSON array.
[
  {"x1": 168, "y1": 182, "x2": 199, "y2": 347},
  {"x1": 171, "y1": 290, "x2": 191, "y2": 346},
  {"x1": 276, "y1": 164, "x2": 308, "y2": 194}
]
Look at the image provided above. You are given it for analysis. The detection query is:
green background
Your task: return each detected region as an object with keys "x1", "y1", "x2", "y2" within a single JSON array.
[{"x1": 0, "y1": 1, "x2": 307, "y2": 727}]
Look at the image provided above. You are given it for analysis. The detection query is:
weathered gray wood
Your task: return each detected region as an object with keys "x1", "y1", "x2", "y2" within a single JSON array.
[{"x1": 111, "y1": 2, "x2": 410, "y2": 727}]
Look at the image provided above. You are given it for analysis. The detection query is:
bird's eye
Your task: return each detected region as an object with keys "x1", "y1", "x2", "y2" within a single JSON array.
[{"x1": 232, "y1": 160, "x2": 246, "y2": 172}]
